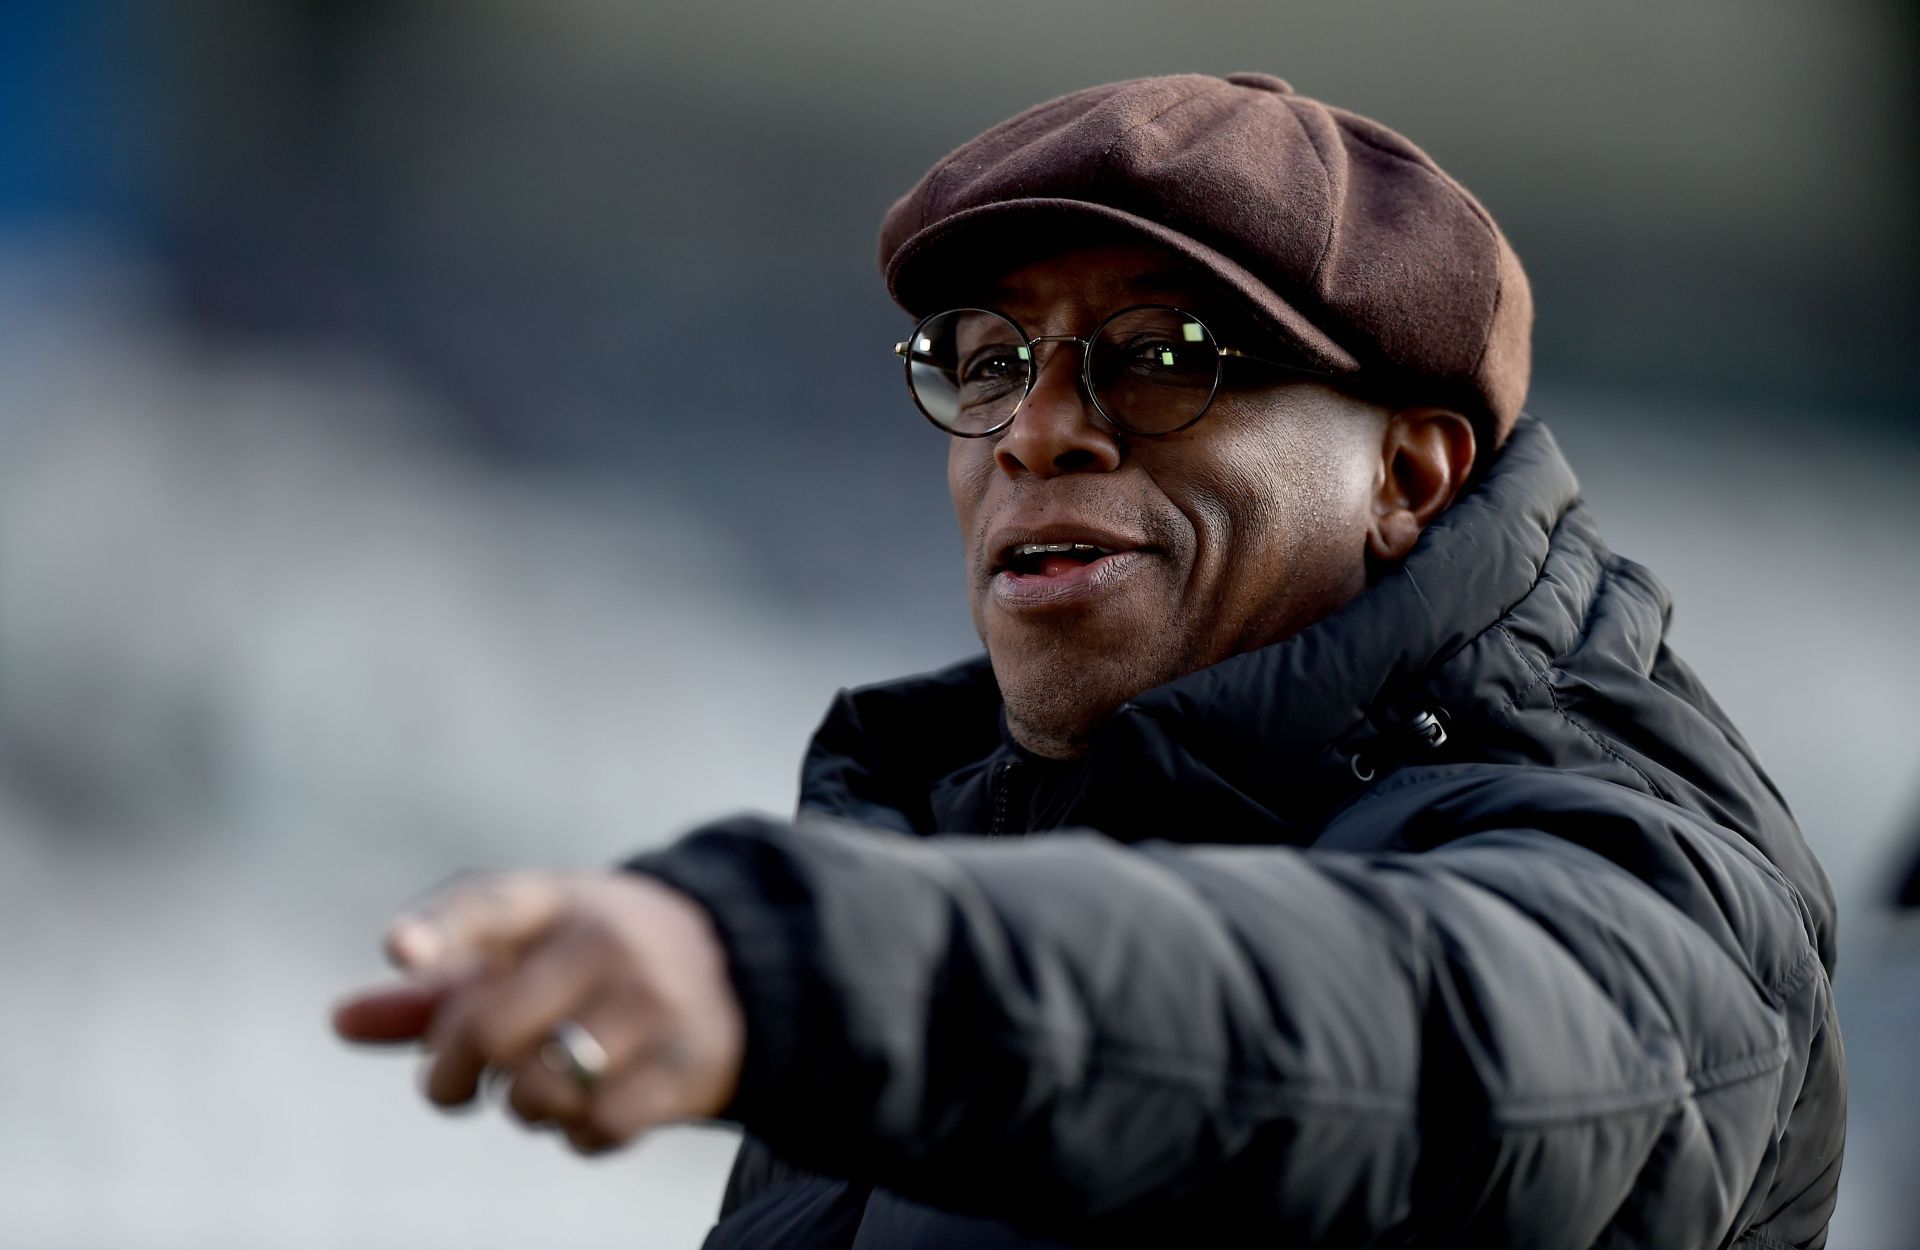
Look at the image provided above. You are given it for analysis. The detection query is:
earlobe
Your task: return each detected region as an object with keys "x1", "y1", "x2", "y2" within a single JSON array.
[
  {"x1": 1366, "y1": 408, "x2": 1477, "y2": 564},
  {"x1": 1367, "y1": 509, "x2": 1423, "y2": 563}
]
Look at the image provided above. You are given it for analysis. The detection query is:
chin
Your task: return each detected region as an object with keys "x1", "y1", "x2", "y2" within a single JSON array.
[{"x1": 990, "y1": 633, "x2": 1176, "y2": 752}]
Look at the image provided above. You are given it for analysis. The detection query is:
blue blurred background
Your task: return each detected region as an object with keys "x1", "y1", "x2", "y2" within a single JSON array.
[{"x1": 1, "y1": 2, "x2": 1914, "y2": 1246}]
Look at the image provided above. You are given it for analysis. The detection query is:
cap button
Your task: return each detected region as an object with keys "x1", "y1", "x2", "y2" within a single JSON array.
[{"x1": 1224, "y1": 71, "x2": 1294, "y2": 94}]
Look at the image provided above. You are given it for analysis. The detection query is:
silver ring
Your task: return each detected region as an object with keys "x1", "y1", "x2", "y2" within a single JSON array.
[{"x1": 540, "y1": 1020, "x2": 608, "y2": 1092}]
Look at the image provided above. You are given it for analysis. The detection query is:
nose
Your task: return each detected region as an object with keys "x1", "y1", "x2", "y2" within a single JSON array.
[{"x1": 992, "y1": 342, "x2": 1125, "y2": 479}]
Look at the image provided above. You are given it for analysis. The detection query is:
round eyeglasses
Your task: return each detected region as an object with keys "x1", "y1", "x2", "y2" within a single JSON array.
[{"x1": 893, "y1": 304, "x2": 1330, "y2": 438}]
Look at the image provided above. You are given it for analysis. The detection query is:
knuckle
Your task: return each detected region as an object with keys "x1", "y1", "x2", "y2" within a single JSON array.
[
  {"x1": 581, "y1": 926, "x2": 625, "y2": 973},
  {"x1": 468, "y1": 1007, "x2": 519, "y2": 1061},
  {"x1": 439, "y1": 976, "x2": 520, "y2": 1059}
]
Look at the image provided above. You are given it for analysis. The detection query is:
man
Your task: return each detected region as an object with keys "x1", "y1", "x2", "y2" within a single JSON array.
[{"x1": 335, "y1": 74, "x2": 1845, "y2": 1248}]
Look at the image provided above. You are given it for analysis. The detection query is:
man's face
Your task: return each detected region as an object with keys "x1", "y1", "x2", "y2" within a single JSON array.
[{"x1": 947, "y1": 242, "x2": 1392, "y2": 758}]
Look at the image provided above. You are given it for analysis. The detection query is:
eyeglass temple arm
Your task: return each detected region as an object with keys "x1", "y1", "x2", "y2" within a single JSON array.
[{"x1": 1217, "y1": 346, "x2": 1338, "y2": 379}]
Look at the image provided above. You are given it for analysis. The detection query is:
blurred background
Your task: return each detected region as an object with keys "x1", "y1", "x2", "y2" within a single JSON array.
[{"x1": 1, "y1": 1, "x2": 1914, "y2": 1246}]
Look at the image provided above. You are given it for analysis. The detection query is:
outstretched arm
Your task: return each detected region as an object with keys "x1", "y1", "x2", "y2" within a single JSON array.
[
  {"x1": 625, "y1": 807, "x2": 1822, "y2": 1247},
  {"x1": 333, "y1": 796, "x2": 1829, "y2": 1248}
]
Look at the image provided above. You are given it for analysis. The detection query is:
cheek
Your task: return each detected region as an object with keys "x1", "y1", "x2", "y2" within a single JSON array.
[
  {"x1": 948, "y1": 443, "x2": 991, "y2": 534},
  {"x1": 1190, "y1": 413, "x2": 1378, "y2": 588},
  {"x1": 1177, "y1": 432, "x2": 1296, "y2": 557}
]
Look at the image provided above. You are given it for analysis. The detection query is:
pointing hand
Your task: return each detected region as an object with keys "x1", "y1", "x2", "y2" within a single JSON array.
[{"x1": 333, "y1": 872, "x2": 744, "y2": 1154}]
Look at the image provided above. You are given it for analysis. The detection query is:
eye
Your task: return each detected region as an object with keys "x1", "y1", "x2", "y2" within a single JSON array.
[
  {"x1": 1128, "y1": 338, "x2": 1180, "y2": 367},
  {"x1": 1112, "y1": 335, "x2": 1211, "y2": 380},
  {"x1": 959, "y1": 344, "x2": 1029, "y2": 384}
]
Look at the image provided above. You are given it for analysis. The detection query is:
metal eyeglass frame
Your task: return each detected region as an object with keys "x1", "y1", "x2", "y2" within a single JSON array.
[{"x1": 892, "y1": 303, "x2": 1335, "y2": 438}]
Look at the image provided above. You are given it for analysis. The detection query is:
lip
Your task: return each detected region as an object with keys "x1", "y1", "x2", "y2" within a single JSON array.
[
  {"x1": 988, "y1": 521, "x2": 1153, "y2": 573},
  {"x1": 991, "y1": 549, "x2": 1154, "y2": 611}
]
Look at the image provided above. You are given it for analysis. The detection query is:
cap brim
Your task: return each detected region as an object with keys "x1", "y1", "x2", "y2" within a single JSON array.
[{"x1": 884, "y1": 198, "x2": 1361, "y2": 377}]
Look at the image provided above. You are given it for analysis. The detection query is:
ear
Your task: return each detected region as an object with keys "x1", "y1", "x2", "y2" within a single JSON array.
[{"x1": 1366, "y1": 408, "x2": 1477, "y2": 563}]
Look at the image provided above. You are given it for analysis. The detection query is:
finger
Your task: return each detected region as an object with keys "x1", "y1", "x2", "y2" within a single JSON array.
[
  {"x1": 383, "y1": 870, "x2": 484, "y2": 970},
  {"x1": 387, "y1": 874, "x2": 570, "y2": 973},
  {"x1": 331, "y1": 975, "x2": 462, "y2": 1044},
  {"x1": 420, "y1": 969, "x2": 514, "y2": 1108},
  {"x1": 501, "y1": 988, "x2": 662, "y2": 1129},
  {"x1": 462, "y1": 922, "x2": 611, "y2": 1063},
  {"x1": 563, "y1": 1120, "x2": 622, "y2": 1156},
  {"x1": 425, "y1": 923, "x2": 612, "y2": 1110},
  {"x1": 562, "y1": 1058, "x2": 684, "y2": 1153},
  {"x1": 505, "y1": 1047, "x2": 588, "y2": 1126}
]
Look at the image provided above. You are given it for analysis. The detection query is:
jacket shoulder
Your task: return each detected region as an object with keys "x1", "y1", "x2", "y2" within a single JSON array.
[{"x1": 1318, "y1": 762, "x2": 1824, "y2": 1001}]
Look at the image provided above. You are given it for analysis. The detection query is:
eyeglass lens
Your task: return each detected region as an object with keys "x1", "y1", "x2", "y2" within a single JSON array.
[{"x1": 905, "y1": 307, "x2": 1222, "y2": 436}]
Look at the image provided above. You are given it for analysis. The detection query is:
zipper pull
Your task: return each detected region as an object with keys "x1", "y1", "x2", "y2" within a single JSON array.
[{"x1": 1349, "y1": 707, "x2": 1451, "y2": 782}]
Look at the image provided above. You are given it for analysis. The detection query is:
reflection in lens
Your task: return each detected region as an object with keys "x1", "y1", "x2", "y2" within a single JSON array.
[
  {"x1": 906, "y1": 309, "x2": 1031, "y2": 435},
  {"x1": 1088, "y1": 308, "x2": 1220, "y2": 434}
]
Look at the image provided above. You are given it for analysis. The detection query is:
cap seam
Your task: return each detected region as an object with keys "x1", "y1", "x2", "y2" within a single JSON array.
[
  {"x1": 1091, "y1": 82, "x2": 1330, "y2": 361},
  {"x1": 1336, "y1": 116, "x2": 1507, "y2": 387},
  {"x1": 1336, "y1": 120, "x2": 1497, "y2": 231},
  {"x1": 1293, "y1": 102, "x2": 1342, "y2": 306},
  {"x1": 1096, "y1": 84, "x2": 1212, "y2": 173},
  {"x1": 1468, "y1": 253, "x2": 1508, "y2": 397}
]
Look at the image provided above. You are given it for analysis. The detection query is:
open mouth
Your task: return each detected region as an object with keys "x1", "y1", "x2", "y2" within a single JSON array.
[
  {"x1": 985, "y1": 525, "x2": 1154, "y2": 611},
  {"x1": 998, "y1": 542, "x2": 1117, "y2": 578}
]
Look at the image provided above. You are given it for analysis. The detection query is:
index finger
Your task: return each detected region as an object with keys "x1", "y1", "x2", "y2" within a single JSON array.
[
  {"x1": 387, "y1": 873, "x2": 571, "y2": 972},
  {"x1": 331, "y1": 971, "x2": 468, "y2": 1044}
]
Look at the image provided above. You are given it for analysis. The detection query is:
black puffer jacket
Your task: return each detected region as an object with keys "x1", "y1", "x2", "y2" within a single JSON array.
[{"x1": 631, "y1": 417, "x2": 1844, "y2": 1248}]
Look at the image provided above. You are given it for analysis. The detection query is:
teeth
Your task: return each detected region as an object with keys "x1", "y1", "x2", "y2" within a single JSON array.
[{"x1": 1013, "y1": 542, "x2": 1108, "y2": 557}]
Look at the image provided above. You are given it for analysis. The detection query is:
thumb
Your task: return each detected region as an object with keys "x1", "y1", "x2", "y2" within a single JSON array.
[{"x1": 386, "y1": 873, "x2": 571, "y2": 972}]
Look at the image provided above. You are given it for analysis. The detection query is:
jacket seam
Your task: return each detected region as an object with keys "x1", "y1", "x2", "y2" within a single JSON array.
[
  {"x1": 1503, "y1": 1040, "x2": 1789, "y2": 1124},
  {"x1": 1767, "y1": 944, "x2": 1822, "y2": 1005},
  {"x1": 1496, "y1": 621, "x2": 1666, "y2": 798},
  {"x1": 981, "y1": 1032, "x2": 1421, "y2": 1115},
  {"x1": 947, "y1": 1026, "x2": 1790, "y2": 1131},
  {"x1": 1319, "y1": 772, "x2": 1824, "y2": 1011}
]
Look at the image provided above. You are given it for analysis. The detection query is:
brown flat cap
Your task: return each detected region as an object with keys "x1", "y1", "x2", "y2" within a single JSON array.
[{"x1": 878, "y1": 72, "x2": 1532, "y2": 446}]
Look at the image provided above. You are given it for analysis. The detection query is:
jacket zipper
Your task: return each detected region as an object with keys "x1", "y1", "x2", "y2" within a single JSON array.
[{"x1": 990, "y1": 759, "x2": 1021, "y2": 836}]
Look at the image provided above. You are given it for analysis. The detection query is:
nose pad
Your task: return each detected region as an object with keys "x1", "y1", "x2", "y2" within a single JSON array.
[{"x1": 993, "y1": 341, "x2": 1123, "y2": 477}]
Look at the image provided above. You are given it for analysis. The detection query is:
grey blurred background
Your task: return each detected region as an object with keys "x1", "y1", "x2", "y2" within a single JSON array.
[{"x1": 1, "y1": 2, "x2": 1915, "y2": 1247}]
